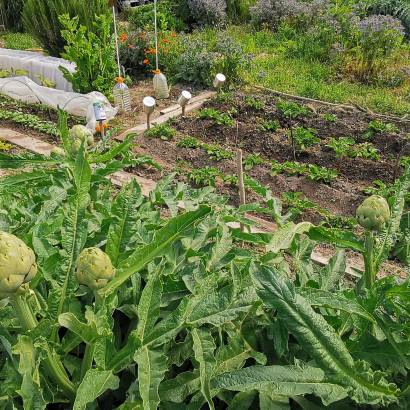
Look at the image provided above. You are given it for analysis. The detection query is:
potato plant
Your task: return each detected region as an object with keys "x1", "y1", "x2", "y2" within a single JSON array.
[{"x1": 0, "y1": 113, "x2": 409, "y2": 409}]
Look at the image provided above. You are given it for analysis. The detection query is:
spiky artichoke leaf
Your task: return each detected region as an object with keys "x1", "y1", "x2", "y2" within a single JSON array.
[{"x1": 252, "y1": 265, "x2": 399, "y2": 406}]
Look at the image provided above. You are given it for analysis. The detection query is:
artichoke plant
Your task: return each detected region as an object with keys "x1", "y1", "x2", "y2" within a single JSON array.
[
  {"x1": 356, "y1": 195, "x2": 391, "y2": 289},
  {"x1": 69, "y1": 125, "x2": 94, "y2": 154},
  {"x1": 76, "y1": 247, "x2": 115, "y2": 290},
  {"x1": 0, "y1": 231, "x2": 37, "y2": 298},
  {"x1": 356, "y1": 195, "x2": 391, "y2": 232}
]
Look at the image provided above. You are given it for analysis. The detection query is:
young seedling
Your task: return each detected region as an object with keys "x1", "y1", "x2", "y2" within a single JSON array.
[
  {"x1": 258, "y1": 119, "x2": 280, "y2": 133},
  {"x1": 244, "y1": 153, "x2": 265, "y2": 170},
  {"x1": 203, "y1": 144, "x2": 234, "y2": 161},
  {"x1": 323, "y1": 113, "x2": 337, "y2": 122},
  {"x1": 198, "y1": 108, "x2": 235, "y2": 127},
  {"x1": 276, "y1": 100, "x2": 310, "y2": 119},
  {"x1": 244, "y1": 96, "x2": 265, "y2": 110},
  {"x1": 306, "y1": 164, "x2": 338, "y2": 183},
  {"x1": 188, "y1": 167, "x2": 220, "y2": 187},
  {"x1": 177, "y1": 136, "x2": 201, "y2": 149},
  {"x1": 291, "y1": 127, "x2": 320, "y2": 151},
  {"x1": 145, "y1": 123, "x2": 176, "y2": 141},
  {"x1": 326, "y1": 137, "x2": 356, "y2": 157},
  {"x1": 363, "y1": 119, "x2": 399, "y2": 140}
]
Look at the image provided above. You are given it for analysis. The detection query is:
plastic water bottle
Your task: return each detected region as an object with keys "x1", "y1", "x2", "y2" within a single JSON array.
[
  {"x1": 153, "y1": 70, "x2": 169, "y2": 99},
  {"x1": 113, "y1": 77, "x2": 131, "y2": 112}
]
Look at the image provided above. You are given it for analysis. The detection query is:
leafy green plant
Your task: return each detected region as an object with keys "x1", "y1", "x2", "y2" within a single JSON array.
[
  {"x1": 198, "y1": 108, "x2": 235, "y2": 127},
  {"x1": 307, "y1": 164, "x2": 338, "y2": 183},
  {"x1": 129, "y1": 154, "x2": 163, "y2": 171},
  {"x1": 326, "y1": 137, "x2": 356, "y2": 157},
  {"x1": 59, "y1": 13, "x2": 117, "y2": 97},
  {"x1": 271, "y1": 160, "x2": 307, "y2": 176},
  {"x1": 222, "y1": 174, "x2": 239, "y2": 186},
  {"x1": 323, "y1": 113, "x2": 337, "y2": 122},
  {"x1": 244, "y1": 153, "x2": 264, "y2": 170},
  {"x1": 177, "y1": 136, "x2": 201, "y2": 149},
  {"x1": 244, "y1": 96, "x2": 265, "y2": 110},
  {"x1": 203, "y1": 144, "x2": 234, "y2": 161},
  {"x1": 354, "y1": 142, "x2": 381, "y2": 160},
  {"x1": 291, "y1": 126, "x2": 320, "y2": 151},
  {"x1": 145, "y1": 123, "x2": 177, "y2": 141},
  {"x1": 0, "y1": 109, "x2": 59, "y2": 137},
  {"x1": 258, "y1": 119, "x2": 280, "y2": 132},
  {"x1": 188, "y1": 166, "x2": 220, "y2": 186},
  {"x1": 363, "y1": 119, "x2": 399, "y2": 140},
  {"x1": 277, "y1": 100, "x2": 310, "y2": 119},
  {"x1": 22, "y1": 0, "x2": 108, "y2": 56}
]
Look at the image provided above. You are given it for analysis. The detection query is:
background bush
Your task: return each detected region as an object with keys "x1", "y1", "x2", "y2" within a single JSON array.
[
  {"x1": 59, "y1": 13, "x2": 117, "y2": 97},
  {"x1": 185, "y1": 0, "x2": 227, "y2": 26},
  {"x1": 22, "y1": 0, "x2": 109, "y2": 56},
  {"x1": 369, "y1": 0, "x2": 410, "y2": 36},
  {"x1": 0, "y1": 0, "x2": 25, "y2": 31}
]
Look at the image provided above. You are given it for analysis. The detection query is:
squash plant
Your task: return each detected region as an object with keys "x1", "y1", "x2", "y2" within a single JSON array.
[{"x1": 0, "y1": 114, "x2": 409, "y2": 409}]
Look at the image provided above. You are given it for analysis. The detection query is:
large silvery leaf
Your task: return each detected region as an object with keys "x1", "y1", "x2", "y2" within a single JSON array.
[
  {"x1": 52, "y1": 147, "x2": 91, "y2": 338},
  {"x1": 101, "y1": 206, "x2": 211, "y2": 295},
  {"x1": 212, "y1": 364, "x2": 347, "y2": 406},
  {"x1": 186, "y1": 285, "x2": 254, "y2": 327},
  {"x1": 136, "y1": 273, "x2": 162, "y2": 343},
  {"x1": 159, "y1": 371, "x2": 200, "y2": 403},
  {"x1": 252, "y1": 266, "x2": 399, "y2": 405},
  {"x1": 13, "y1": 336, "x2": 47, "y2": 410},
  {"x1": 308, "y1": 227, "x2": 364, "y2": 253},
  {"x1": 192, "y1": 328, "x2": 216, "y2": 410},
  {"x1": 135, "y1": 347, "x2": 167, "y2": 410},
  {"x1": 206, "y1": 224, "x2": 232, "y2": 272},
  {"x1": 73, "y1": 369, "x2": 119, "y2": 410},
  {"x1": 319, "y1": 250, "x2": 346, "y2": 291},
  {"x1": 267, "y1": 222, "x2": 313, "y2": 254},
  {"x1": 298, "y1": 288, "x2": 375, "y2": 322},
  {"x1": 106, "y1": 179, "x2": 143, "y2": 266}
]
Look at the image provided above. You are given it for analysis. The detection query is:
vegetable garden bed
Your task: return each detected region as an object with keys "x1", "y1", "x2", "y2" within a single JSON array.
[{"x1": 114, "y1": 90, "x2": 410, "y2": 228}]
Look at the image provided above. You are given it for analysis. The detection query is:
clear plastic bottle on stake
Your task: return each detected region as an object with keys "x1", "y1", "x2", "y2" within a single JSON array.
[
  {"x1": 152, "y1": 0, "x2": 169, "y2": 99},
  {"x1": 113, "y1": 76, "x2": 131, "y2": 112},
  {"x1": 112, "y1": 5, "x2": 131, "y2": 112}
]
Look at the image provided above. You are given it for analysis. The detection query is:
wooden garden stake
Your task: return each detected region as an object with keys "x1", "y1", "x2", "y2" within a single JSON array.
[{"x1": 237, "y1": 148, "x2": 246, "y2": 232}]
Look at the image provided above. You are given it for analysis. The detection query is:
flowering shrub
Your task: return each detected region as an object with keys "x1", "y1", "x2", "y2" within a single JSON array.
[
  {"x1": 186, "y1": 0, "x2": 227, "y2": 26},
  {"x1": 345, "y1": 14, "x2": 406, "y2": 82}
]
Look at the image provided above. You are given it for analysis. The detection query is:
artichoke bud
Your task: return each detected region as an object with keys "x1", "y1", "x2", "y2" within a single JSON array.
[
  {"x1": 0, "y1": 231, "x2": 38, "y2": 298},
  {"x1": 50, "y1": 146, "x2": 66, "y2": 157},
  {"x1": 69, "y1": 125, "x2": 94, "y2": 155},
  {"x1": 76, "y1": 248, "x2": 115, "y2": 290},
  {"x1": 356, "y1": 195, "x2": 390, "y2": 232}
]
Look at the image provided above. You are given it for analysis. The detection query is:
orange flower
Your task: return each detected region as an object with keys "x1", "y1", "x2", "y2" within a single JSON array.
[
  {"x1": 119, "y1": 33, "x2": 128, "y2": 43},
  {"x1": 143, "y1": 59, "x2": 149, "y2": 65},
  {"x1": 103, "y1": 123, "x2": 109, "y2": 129},
  {"x1": 128, "y1": 44, "x2": 135, "y2": 49},
  {"x1": 170, "y1": 32, "x2": 177, "y2": 38},
  {"x1": 162, "y1": 38, "x2": 169, "y2": 44},
  {"x1": 95, "y1": 124, "x2": 102, "y2": 133}
]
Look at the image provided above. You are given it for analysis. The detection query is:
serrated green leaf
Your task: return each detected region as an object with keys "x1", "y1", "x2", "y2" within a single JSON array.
[
  {"x1": 106, "y1": 179, "x2": 143, "y2": 266},
  {"x1": 319, "y1": 250, "x2": 346, "y2": 291},
  {"x1": 308, "y1": 227, "x2": 364, "y2": 252},
  {"x1": 101, "y1": 206, "x2": 211, "y2": 296},
  {"x1": 73, "y1": 369, "x2": 119, "y2": 410},
  {"x1": 192, "y1": 328, "x2": 216, "y2": 410},
  {"x1": 268, "y1": 222, "x2": 313, "y2": 254},
  {"x1": 298, "y1": 288, "x2": 375, "y2": 322},
  {"x1": 252, "y1": 265, "x2": 398, "y2": 405},
  {"x1": 212, "y1": 364, "x2": 347, "y2": 406},
  {"x1": 135, "y1": 347, "x2": 167, "y2": 410}
]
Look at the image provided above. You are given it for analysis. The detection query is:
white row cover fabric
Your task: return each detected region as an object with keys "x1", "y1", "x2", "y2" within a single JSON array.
[
  {"x1": 0, "y1": 76, "x2": 118, "y2": 131},
  {"x1": 0, "y1": 48, "x2": 75, "y2": 92}
]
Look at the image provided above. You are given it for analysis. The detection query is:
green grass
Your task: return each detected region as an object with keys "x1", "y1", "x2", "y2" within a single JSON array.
[
  {"x1": 0, "y1": 32, "x2": 40, "y2": 50},
  {"x1": 228, "y1": 26, "x2": 410, "y2": 116}
]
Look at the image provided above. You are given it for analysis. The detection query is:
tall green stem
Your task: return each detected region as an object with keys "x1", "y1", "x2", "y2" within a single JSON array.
[
  {"x1": 363, "y1": 230, "x2": 375, "y2": 289},
  {"x1": 80, "y1": 343, "x2": 95, "y2": 381},
  {"x1": 11, "y1": 293, "x2": 76, "y2": 399}
]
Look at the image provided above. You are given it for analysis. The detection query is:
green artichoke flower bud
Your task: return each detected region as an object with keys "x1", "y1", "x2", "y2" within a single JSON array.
[
  {"x1": 0, "y1": 231, "x2": 37, "y2": 297},
  {"x1": 50, "y1": 146, "x2": 66, "y2": 157},
  {"x1": 76, "y1": 248, "x2": 115, "y2": 290},
  {"x1": 69, "y1": 125, "x2": 94, "y2": 155},
  {"x1": 356, "y1": 195, "x2": 390, "y2": 232}
]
